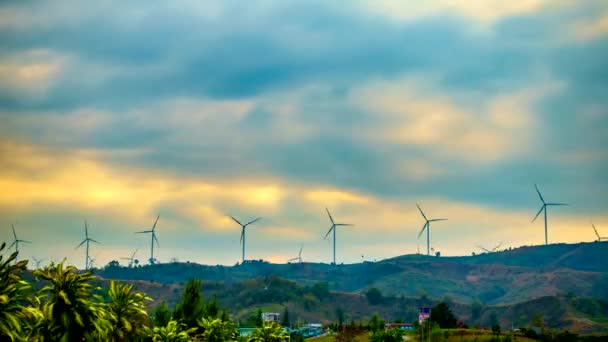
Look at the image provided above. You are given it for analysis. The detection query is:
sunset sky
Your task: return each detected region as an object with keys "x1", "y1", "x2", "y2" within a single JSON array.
[{"x1": 1, "y1": 1, "x2": 607, "y2": 268}]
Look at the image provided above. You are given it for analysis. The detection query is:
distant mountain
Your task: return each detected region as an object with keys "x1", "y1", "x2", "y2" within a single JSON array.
[{"x1": 97, "y1": 242, "x2": 608, "y2": 305}]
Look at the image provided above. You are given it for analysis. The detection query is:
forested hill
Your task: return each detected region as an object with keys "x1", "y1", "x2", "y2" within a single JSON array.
[{"x1": 96, "y1": 242, "x2": 608, "y2": 305}]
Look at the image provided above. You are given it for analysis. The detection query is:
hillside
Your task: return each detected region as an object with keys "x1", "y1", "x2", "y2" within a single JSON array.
[{"x1": 96, "y1": 242, "x2": 608, "y2": 305}]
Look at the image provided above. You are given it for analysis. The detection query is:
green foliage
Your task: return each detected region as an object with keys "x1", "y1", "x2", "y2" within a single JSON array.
[
  {"x1": 280, "y1": 306, "x2": 289, "y2": 327},
  {"x1": 365, "y1": 287, "x2": 384, "y2": 305},
  {"x1": 106, "y1": 280, "x2": 152, "y2": 341},
  {"x1": 491, "y1": 323, "x2": 501, "y2": 336},
  {"x1": 150, "y1": 320, "x2": 197, "y2": 342},
  {"x1": 153, "y1": 302, "x2": 172, "y2": 327},
  {"x1": 430, "y1": 302, "x2": 457, "y2": 329},
  {"x1": 368, "y1": 313, "x2": 384, "y2": 334},
  {"x1": 0, "y1": 242, "x2": 33, "y2": 341},
  {"x1": 173, "y1": 278, "x2": 205, "y2": 329},
  {"x1": 371, "y1": 328, "x2": 403, "y2": 342},
  {"x1": 34, "y1": 261, "x2": 111, "y2": 341},
  {"x1": 247, "y1": 321, "x2": 289, "y2": 342},
  {"x1": 197, "y1": 317, "x2": 238, "y2": 341}
]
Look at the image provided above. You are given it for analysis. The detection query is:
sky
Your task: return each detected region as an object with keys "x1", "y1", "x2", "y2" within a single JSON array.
[{"x1": 0, "y1": 0, "x2": 607, "y2": 269}]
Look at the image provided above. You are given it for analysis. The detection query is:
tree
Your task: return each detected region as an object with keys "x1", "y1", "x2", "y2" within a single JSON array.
[
  {"x1": 0, "y1": 242, "x2": 33, "y2": 341},
  {"x1": 281, "y1": 306, "x2": 290, "y2": 327},
  {"x1": 365, "y1": 287, "x2": 384, "y2": 305},
  {"x1": 491, "y1": 323, "x2": 501, "y2": 336},
  {"x1": 368, "y1": 313, "x2": 383, "y2": 334},
  {"x1": 255, "y1": 308, "x2": 263, "y2": 327},
  {"x1": 153, "y1": 302, "x2": 172, "y2": 327},
  {"x1": 335, "y1": 307, "x2": 345, "y2": 328},
  {"x1": 173, "y1": 279, "x2": 205, "y2": 329},
  {"x1": 150, "y1": 320, "x2": 197, "y2": 342},
  {"x1": 198, "y1": 317, "x2": 238, "y2": 342},
  {"x1": 248, "y1": 321, "x2": 289, "y2": 342},
  {"x1": 430, "y1": 302, "x2": 457, "y2": 329},
  {"x1": 371, "y1": 328, "x2": 403, "y2": 342},
  {"x1": 106, "y1": 280, "x2": 152, "y2": 341},
  {"x1": 34, "y1": 261, "x2": 111, "y2": 341}
]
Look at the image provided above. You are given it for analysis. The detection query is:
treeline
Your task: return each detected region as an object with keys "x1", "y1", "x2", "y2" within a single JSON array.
[{"x1": 0, "y1": 243, "x2": 288, "y2": 341}]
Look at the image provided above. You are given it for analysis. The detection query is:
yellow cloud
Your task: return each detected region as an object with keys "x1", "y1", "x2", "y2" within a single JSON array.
[
  {"x1": 305, "y1": 189, "x2": 371, "y2": 206},
  {"x1": 354, "y1": 75, "x2": 564, "y2": 163},
  {"x1": 359, "y1": 0, "x2": 557, "y2": 25},
  {"x1": 0, "y1": 50, "x2": 65, "y2": 95}
]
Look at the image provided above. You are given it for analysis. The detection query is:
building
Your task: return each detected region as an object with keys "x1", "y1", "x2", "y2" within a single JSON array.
[{"x1": 261, "y1": 312, "x2": 280, "y2": 324}]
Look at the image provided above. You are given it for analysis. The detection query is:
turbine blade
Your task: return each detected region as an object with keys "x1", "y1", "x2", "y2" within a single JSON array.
[
  {"x1": 298, "y1": 245, "x2": 303, "y2": 257},
  {"x1": 323, "y1": 226, "x2": 334, "y2": 240},
  {"x1": 417, "y1": 223, "x2": 427, "y2": 239},
  {"x1": 132, "y1": 248, "x2": 139, "y2": 258},
  {"x1": 493, "y1": 242, "x2": 503, "y2": 251},
  {"x1": 9, "y1": 241, "x2": 15, "y2": 248},
  {"x1": 534, "y1": 184, "x2": 545, "y2": 203},
  {"x1": 245, "y1": 217, "x2": 262, "y2": 226},
  {"x1": 89, "y1": 239, "x2": 100, "y2": 244},
  {"x1": 429, "y1": 218, "x2": 447, "y2": 222},
  {"x1": 416, "y1": 204, "x2": 428, "y2": 221},
  {"x1": 12, "y1": 225, "x2": 17, "y2": 240},
  {"x1": 532, "y1": 205, "x2": 545, "y2": 222},
  {"x1": 547, "y1": 203, "x2": 567, "y2": 206},
  {"x1": 336, "y1": 223, "x2": 354, "y2": 226},
  {"x1": 153, "y1": 234, "x2": 159, "y2": 247},
  {"x1": 592, "y1": 224, "x2": 600, "y2": 239},
  {"x1": 75, "y1": 239, "x2": 86, "y2": 249},
  {"x1": 240, "y1": 228, "x2": 245, "y2": 244},
  {"x1": 325, "y1": 208, "x2": 335, "y2": 224},
  {"x1": 20, "y1": 240, "x2": 31, "y2": 244},
  {"x1": 135, "y1": 230, "x2": 152, "y2": 234},
  {"x1": 152, "y1": 215, "x2": 160, "y2": 231},
  {"x1": 85, "y1": 219, "x2": 88, "y2": 238},
  {"x1": 229, "y1": 215, "x2": 243, "y2": 226}
]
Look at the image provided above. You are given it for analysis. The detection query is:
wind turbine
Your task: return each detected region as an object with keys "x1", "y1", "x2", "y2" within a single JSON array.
[
  {"x1": 135, "y1": 215, "x2": 160, "y2": 265},
  {"x1": 228, "y1": 215, "x2": 262, "y2": 263},
  {"x1": 323, "y1": 208, "x2": 353, "y2": 265},
  {"x1": 592, "y1": 223, "x2": 608, "y2": 242},
  {"x1": 9, "y1": 224, "x2": 30, "y2": 257},
  {"x1": 288, "y1": 244, "x2": 303, "y2": 263},
  {"x1": 75, "y1": 220, "x2": 99, "y2": 271},
  {"x1": 416, "y1": 204, "x2": 447, "y2": 256},
  {"x1": 121, "y1": 248, "x2": 139, "y2": 267},
  {"x1": 532, "y1": 184, "x2": 567, "y2": 245},
  {"x1": 32, "y1": 257, "x2": 45, "y2": 269}
]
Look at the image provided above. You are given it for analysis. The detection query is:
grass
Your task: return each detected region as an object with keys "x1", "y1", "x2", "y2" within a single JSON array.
[{"x1": 307, "y1": 330, "x2": 539, "y2": 342}]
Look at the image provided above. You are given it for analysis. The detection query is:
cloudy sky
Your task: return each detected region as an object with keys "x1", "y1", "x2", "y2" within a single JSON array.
[{"x1": 1, "y1": 1, "x2": 607, "y2": 268}]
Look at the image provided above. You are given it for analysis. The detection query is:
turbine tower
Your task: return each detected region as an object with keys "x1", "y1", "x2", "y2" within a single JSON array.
[
  {"x1": 323, "y1": 208, "x2": 353, "y2": 265},
  {"x1": 416, "y1": 204, "x2": 447, "y2": 256},
  {"x1": 121, "y1": 248, "x2": 139, "y2": 267},
  {"x1": 229, "y1": 215, "x2": 262, "y2": 263},
  {"x1": 75, "y1": 220, "x2": 99, "y2": 271},
  {"x1": 532, "y1": 184, "x2": 567, "y2": 245},
  {"x1": 9, "y1": 224, "x2": 30, "y2": 257},
  {"x1": 288, "y1": 244, "x2": 303, "y2": 263},
  {"x1": 592, "y1": 223, "x2": 608, "y2": 242},
  {"x1": 135, "y1": 215, "x2": 160, "y2": 265}
]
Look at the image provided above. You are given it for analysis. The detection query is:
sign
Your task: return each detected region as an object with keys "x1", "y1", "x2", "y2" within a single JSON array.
[{"x1": 418, "y1": 307, "x2": 430, "y2": 324}]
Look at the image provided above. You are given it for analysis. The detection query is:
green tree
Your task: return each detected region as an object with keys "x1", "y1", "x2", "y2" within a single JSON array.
[
  {"x1": 34, "y1": 261, "x2": 111, "y2": 341},
  {"x1": 281, "y1": 306, "x2": 290, "y2": 327},
  {"x1": 248, "y1": 321, "x2": 289, "y2": 342},
  {"x1": 335, "y1": 307, "x2": 345, "y2": 328},
  {"x1": 491, "y1": 323, "x2": 501, "y2": 336},
  {"x1": 0, "y1": 242, "x2": 34, "y2": 341},
  {"x1": 365, "y1": 287, "x2": 384, "y2": 305},
  {"x1": 106, "y1": 280, "x2": 152, "y2": 341},
  {"x1": 368, "y1": 313, "x2": 383, "y2": 334},
  {"x1": 150, "y1": 320, "x2": 197, "y2": 342},
  {"x1": 198, "y1": 317, "x2": 238, "y2": 342},
  {"x1": 371, "y1": 328, "x2": 403, "y2": 342},
  {"x1": 153, "y1": 302, "x2": 172, "y2": 327},
  {"x1": 173, "y1": 279, "x2": 205, "y2": 329},
  {"x1": 430, "y1": 302, "x2": 457, "y2": 329}
]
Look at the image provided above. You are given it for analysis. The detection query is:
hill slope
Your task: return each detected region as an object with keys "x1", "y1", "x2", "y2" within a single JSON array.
[{"x1": 97, "y1": 242, "x2": 608, "y2": 305}]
